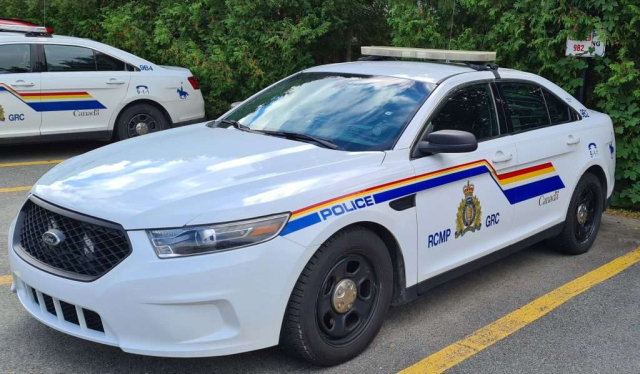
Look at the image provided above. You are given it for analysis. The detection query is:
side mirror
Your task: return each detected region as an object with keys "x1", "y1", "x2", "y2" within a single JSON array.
[
  {"x1": 418, "y1": 130, "x2": 478, "y2": 155},
  {"x1": 230, "y1": 101, "x2": 244, "y2": 108}
]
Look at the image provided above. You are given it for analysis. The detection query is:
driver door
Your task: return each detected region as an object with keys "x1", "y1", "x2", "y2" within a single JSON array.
[{"x1": 411, "y1": 82, "x2": 518, "y2": 291}]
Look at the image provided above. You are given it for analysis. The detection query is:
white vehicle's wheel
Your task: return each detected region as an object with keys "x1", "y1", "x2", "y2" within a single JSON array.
[
  {"x1": 549, "y1": 173, "x2": 604, "y2": 255},
  {"x1": 280, "y1": 226, "x2": 393, "y2": 366},
  {"x1": 116, "y1": 104, "x2": 168, "y2": 140}
]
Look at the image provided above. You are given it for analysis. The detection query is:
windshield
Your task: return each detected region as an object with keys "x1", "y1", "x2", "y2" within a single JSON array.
[{"x1": 225, "y1": 72, "x2": 433, "y2": 152}]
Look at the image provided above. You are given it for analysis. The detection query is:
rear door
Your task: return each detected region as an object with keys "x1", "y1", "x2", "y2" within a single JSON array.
[
  {"x1": 496, "y1": 81, "x2": 582, "y2": 235},
  {"x1": 39, "y1": 44, "x2": 131, "y2": 136},
  {"x1": 0, "y1": 43, "x2": 41, "y2": 140},
  {"x1": 412, "y1": 82, "x2": 518, "y2": 288}
]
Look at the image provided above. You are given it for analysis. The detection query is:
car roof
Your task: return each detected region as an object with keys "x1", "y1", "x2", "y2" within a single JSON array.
[{"x1": 305, "y1": 61, "x2": 482, "y2": 84}]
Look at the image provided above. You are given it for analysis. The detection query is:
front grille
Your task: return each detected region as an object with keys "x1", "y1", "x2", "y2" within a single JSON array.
[
  {"x1": 26, "y1": 284, "x2": 104, "y2": 333},
  {"x1": 16, "y1": 198, "x2": 131, "y2": 281}
]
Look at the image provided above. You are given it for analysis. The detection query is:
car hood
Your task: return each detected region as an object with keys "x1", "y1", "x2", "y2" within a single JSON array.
[{"x1": 32, "y1": 124, "x2": 386, "y2": 230}]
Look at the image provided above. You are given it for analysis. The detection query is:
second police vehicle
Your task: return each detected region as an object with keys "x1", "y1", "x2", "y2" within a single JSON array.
[
  {"x1": 8, "y1": 46, "x2": 615, "y2": 365},
  {"x1": 0, "y1": 20, "x2": 205, "y2": 143}
]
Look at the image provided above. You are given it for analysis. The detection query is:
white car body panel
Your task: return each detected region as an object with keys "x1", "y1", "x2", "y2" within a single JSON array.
[
  {"x1": 8, "y1": 60, "x2": 615, "y2": 357},
  {"x1": 0, "y1": 33, "x2": 205, "y2": 141}
]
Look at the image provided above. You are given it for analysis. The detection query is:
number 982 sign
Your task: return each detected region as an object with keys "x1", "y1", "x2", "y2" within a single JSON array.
[{"x1": 566, "y1": 31, "x2": 605, "y2": 57}]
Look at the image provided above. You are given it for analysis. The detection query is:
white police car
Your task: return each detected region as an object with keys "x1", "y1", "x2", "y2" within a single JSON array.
[
  {"x1": 8, "y1": 47, "x2": 615, "y2": 365},
  {"x1": 0, "y1": 20, "x2": 205, "y2": 144}
]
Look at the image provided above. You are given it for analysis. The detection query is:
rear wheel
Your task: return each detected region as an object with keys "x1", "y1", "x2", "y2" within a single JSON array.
[
  {"x1": 116, "y1": 104, "x2": 168, "y2": 140},
  {"x1": 549, "y1": 173, "x2": 604, "y2": 255},
  {"x1": 280, "y1": 226, "x2": 393, "y2": 366}
]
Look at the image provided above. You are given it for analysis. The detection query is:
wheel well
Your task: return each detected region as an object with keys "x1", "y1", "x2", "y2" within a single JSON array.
[
  {"x1": 585, "y1": 165, "x2": 608, "y2": 204},
  {"x1": 112, "y1": 99, "x2": 173, "y2": 139},
  {"x1": 341, "y1": 222, "x2": 408, "y2": 307}
]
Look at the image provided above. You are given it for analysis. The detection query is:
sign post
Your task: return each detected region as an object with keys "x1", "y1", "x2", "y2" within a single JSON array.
[{"x1": 566, "y1": 31, "x2": 605, "y2": 104}]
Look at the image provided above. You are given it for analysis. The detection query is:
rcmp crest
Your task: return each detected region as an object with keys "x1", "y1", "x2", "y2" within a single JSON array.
[
  {"x1": 0, "y1": 105, "x2": 4, "y2": 122},
  {"x1": 455, "y1": 181, "x2": 482, "y2": 238}
]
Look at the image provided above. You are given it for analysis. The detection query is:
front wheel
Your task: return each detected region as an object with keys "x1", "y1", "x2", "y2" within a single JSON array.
[
  {"x1": 549, "y1": 173, "x2": 604, "y2": 255},
  {"x1": 280, "y1": 226, "x2": 393, "y2": 366}
]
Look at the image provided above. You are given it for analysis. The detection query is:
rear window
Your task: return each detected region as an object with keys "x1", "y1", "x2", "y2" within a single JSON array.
[
  {"x1": 0, "y1": 44, "x2": 31, "y2": 74},
  {"x1": 543, "y1": 89, "x2": 573, "y2": 124}
]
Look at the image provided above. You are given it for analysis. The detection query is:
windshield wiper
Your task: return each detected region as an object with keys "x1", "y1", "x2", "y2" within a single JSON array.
[
  {"x1": 209, "y1": 119, "x2": 253, "y2": 132},
  {"x1": 261, "y1": 130, "x2": 343, "y2": 150}
]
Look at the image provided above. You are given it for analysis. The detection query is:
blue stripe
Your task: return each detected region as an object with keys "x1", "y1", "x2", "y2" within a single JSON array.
[
  {"x1": 373, "y1": 165, "x2": 488, "y2": 204},
  {"x1": 28, "y1": 101, "x2": 106, "y2": 112},
  {"x1": 502, "y1": 176, "x2": 565, "y2": 204},
  {"x1": 280, "y1": 212, "x2": 322, "y2": 236}
]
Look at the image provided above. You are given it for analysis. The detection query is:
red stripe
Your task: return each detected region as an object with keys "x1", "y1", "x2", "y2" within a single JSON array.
[
  {"x1": 20, "y1": 92, "x2": 89, "y2": 97},
  {"x1": 496, "y1": 162, "x2": 553, "y2": 180},
  {"x1": 292, "y1": 159, "x2": 488, "y2": 216}
]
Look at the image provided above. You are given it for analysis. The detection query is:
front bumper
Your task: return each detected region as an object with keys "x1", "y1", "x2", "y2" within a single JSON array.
[{"x1": 8, "y1": 218, "x2": 313, "y2": 357}]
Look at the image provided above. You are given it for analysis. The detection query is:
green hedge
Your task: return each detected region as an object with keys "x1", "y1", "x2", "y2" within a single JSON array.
[{"x1": 2, "y1": 0, "x2": 639, "y2": 207}]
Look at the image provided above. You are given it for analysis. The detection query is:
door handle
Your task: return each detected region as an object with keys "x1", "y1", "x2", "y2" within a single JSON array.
[
  {"x1": 11, "y1": 80, "x2": 34, "y2": 87},
  {"x1": 492, "y1": 152, "x2": 513, "y2": 163},
  {"x1": 566, "y1": 135, "x2": 580, "y2": 145},
  {"x1": 106, "y1": 79, "x2": 125, "y2": 85}
]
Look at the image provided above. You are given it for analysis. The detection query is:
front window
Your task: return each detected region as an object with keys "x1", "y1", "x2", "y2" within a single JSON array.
[
  {"x1": 226, "y1": 73, "x2": 433, "y2": 152},
  {"x1": 0, "y1": 44, "x2": 31, "y2": 74}
]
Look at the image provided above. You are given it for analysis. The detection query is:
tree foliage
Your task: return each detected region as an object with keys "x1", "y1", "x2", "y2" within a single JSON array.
[{"x1": 1, "y1": 0, "x2": 639, "y2": 206}]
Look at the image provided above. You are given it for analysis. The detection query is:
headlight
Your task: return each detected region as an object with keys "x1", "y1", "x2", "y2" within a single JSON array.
[{"x1": 148, "y1": 213, "x2": 290, "y2": 258}]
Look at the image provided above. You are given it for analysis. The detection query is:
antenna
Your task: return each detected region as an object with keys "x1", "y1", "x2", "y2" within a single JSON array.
[
  {"x1": 43, "y1": 0, "x2": 46, "y2": 29},
  {"x1": 448, "y1": 1, "x2": 456, "y2": 50}
]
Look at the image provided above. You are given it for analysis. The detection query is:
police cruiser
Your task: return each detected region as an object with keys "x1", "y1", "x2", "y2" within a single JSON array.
[
  {"x1": 8, "y1": 46, "x2": 615, "y2": 365},
  {"x1": 0, "y1": 20, "x2": 205, "y2": 143}
]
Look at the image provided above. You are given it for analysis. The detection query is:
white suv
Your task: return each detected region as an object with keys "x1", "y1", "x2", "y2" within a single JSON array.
[
  {"x1": 0, "y1": 21, "x2": 205, "y2": 144},
  {"x1": 8, "y1": 47, "x2": 615, "y2": 366}
]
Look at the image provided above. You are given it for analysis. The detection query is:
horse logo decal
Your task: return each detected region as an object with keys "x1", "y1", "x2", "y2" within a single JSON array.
[{"x1": 177, "y1": 85, "x2": 189, "y2": 100}]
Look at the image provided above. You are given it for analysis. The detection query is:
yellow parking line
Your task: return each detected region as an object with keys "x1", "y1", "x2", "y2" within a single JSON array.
[
  {"x1": 0, "y1": 186, "x2": 31, "y2": 193},
  {"x1": 399, "y1": 246, "x2": 640, "y2": 374},
  {"x1": 0, "y1": 160, "x2": 64, "y2": 168},
  {"x1": 0, "y1": 275, "x2": 12, "y2": 286}
]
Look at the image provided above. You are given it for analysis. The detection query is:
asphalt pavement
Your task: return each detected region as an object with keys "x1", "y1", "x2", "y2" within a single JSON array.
[{"x1": 0, "y1": 140, "x2": 639, "y2": 374}]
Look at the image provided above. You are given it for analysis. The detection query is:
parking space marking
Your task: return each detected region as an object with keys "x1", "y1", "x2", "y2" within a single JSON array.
[
  {"x1": 0, "y1": 160, "x2": 64, "y2": 168},
  {"x1": 0, "y1": 275, "x2": 12, "y2": 286},
  {"x1": 0, "y1": 186, "x2": 31, "y2": 193},
  {"x1": 399, "y1": 246, "x2": 640, "y2": 374}
]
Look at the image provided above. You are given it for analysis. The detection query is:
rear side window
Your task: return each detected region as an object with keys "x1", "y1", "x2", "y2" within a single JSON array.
[
  {"x1": 543, "y1": 89, "x2": 573, "y2": 124},
  {"x1": 499, "y1": 83, "x2": 550, "y2": 132},
  {"x1": 96, "y1": 52, "x2": 125, "y2": 71},
  {"x1": 0, "y1": 44, "x2": 31, "y2": 74},
  {"x1": 44, "y1": 45, "x2": 96, "y2": 72},
  {"x1": 430, "y1": 84, "x2": 499, "y2": 141}
]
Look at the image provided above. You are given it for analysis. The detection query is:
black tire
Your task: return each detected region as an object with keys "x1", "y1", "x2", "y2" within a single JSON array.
[
  {"x1": 548, "y1": 173, "x2": 604, "y2": 255},
  {"x1": 116, "y1": 104, "x2": 168, "y2": 140},
  {"x1": 280, "y1": 226, "x2": 393, "y2": 366}
]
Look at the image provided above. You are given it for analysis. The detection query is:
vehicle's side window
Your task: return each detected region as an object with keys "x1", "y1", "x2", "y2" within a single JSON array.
[
  {"x1": 499, "y1": 83, "x2": 550, "y2": 132},
  {"x1": 44, "y1": 45, "x2": 96, "y2": 72},
  {"x1": 430, "y1": 84, "x2": 499, "y2": 141},
  {"x1": 96, "y1": 52, "x2": 125, "y2": 71},
  {"x1": 543, "y1": 89, "x2": 574, "y2": 124},
  {"x1": 0, "y1": 44, "x2": 31, "y2": 74}
]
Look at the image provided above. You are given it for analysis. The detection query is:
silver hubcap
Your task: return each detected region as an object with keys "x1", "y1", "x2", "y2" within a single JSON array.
[
  {"x1": 135, "y1": 122, "x2": 149, "y2": 135},
  {"x1": 332, "y1": 279, "x2": 357, "y2": 314},
  {"x1": 577, "y1": 204, "x2": 588, "y2": 225}
]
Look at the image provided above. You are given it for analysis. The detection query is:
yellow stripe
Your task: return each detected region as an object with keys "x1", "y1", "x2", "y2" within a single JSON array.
[
  {"x1": 0, "y1": 160, "x2": 64, "y2": 168},
  {"x1": 0, "y1": 275, "x2": 12, "y2": 286},
  {"x1": 499, "y1": 166, "x2": 555, "y2": 185},
  {"x1": 399, "y1": 246, "x2": 640, "y2": 374},
  {"x1": 22, "y1": 95, "x2": 92, "y2": 100},
  {"x1": 0, "y1": 186, "x2": 32, "y2": 193}
]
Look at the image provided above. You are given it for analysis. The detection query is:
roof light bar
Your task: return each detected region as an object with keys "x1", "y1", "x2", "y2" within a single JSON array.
[
  {"x1": 0, "y1": 24, "x2": 49, "y2": 34},
  {"x1": 361, "y1": 46, "x2": 496, "y2": 62}
]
